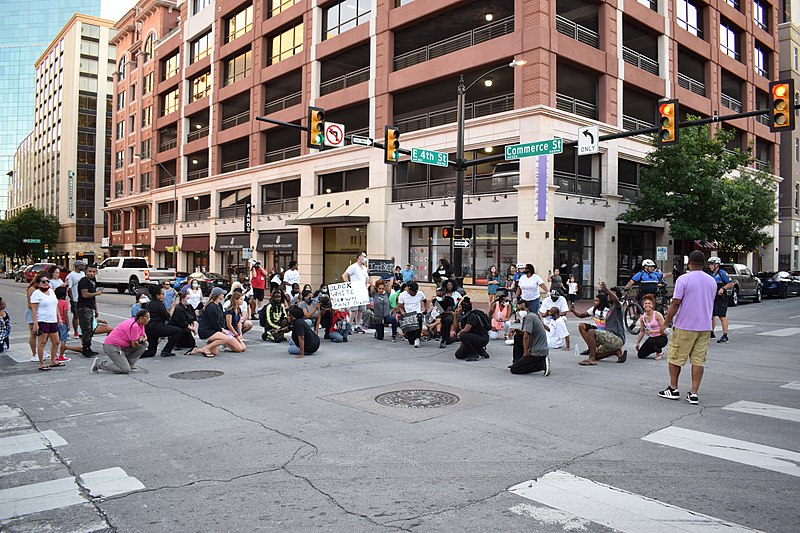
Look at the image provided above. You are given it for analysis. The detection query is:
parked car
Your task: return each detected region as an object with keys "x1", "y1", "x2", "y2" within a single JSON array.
[
  {"x1": 720, "y1": 263, "x2": 762, "y2": 306},
  {"x1": 14, "y1": 265, "x2": 33, "y2": 282},
  {"x1": 195, "y1": 272, "x2": 231, "y2": 296},
  {"x1": 755, "y1": 271, "x2": 800, "y2": 298},
  {"x1": 22, "y1": 263, "x2": 67, "y2": 284},
  {"x1": 95, "y1": 257, "x2": 175, "y2": 294}
]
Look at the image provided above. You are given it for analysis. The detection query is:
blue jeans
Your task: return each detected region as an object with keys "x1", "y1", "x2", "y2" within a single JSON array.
[
  {"x1": 288, "y1": 338, "x2": 300, "y2": 355},
  {"x1": 374, "y1": 315, "x2": 398, "y2": 340},
  {"x1": 329, "y1": 323, "x2": 351, "y2": 342}
]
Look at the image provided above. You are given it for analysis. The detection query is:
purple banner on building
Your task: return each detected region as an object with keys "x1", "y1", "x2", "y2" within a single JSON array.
[{"x1": 537, "y1": 155, "x2": 547, "y2": 221}]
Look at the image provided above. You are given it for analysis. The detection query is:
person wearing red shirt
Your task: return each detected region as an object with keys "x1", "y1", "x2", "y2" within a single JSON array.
[{"x1": 249, "y1": 260, "x2": 268, "y2": 318}]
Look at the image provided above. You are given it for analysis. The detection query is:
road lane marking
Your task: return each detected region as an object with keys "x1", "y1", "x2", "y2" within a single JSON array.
[
  {"x1": 787, "y1": 315, "x2": 800, "y2": 319},
  {"x1": 0, "y1": 405, "x2": 22, "y2": 419},
  {"x1": 781, "y1": 381, "x2": 800, "y2": 390},
  {"x1": 755, "y1": 327, "x2": 800, "y2": 337},
  {"x1": 508, "y1": 502, "x2": 590, "y2": 531},
  {"x1": 80, "y1": 467, "x2": 145, "y2": 497},
  {"x1": 722, "y1": 401, "x2": 800, "y2": 423},
  {"x1": 509, "y1": 470, "x2": 760, "y2": 532},
  {"x1": 0, "y1": 431, "x2": 67, "y2": 457},
  {"x1": 724, "y1": 324, "x2": 753, "y2": 330},
  {"x1": 643, "y1": 426, "x2": 800, "y2": 478}
]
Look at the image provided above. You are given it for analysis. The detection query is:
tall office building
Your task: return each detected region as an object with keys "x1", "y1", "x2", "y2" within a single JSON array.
[
  {"x1": 11, "y1": 14, "x2": 118, "y2": 265},
  {"x1": 106, "y1": 0, "x2": 781, "y2": 295}
]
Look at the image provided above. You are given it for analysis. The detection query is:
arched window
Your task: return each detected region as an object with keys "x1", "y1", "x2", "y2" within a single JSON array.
[
  {"x1": 143, "y1": 32, "x2": 156, "y2": 62},
  {"x1": 117, "y1": 54, "x2": 127, "y2": 80}
]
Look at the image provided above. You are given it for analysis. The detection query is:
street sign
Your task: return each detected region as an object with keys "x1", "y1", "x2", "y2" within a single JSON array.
[
  {"x1": 244, "y1": 203, "x2": 252, "y2": 233},
  {"x1": 22, "y1": 238, "x2": 42, "y2": 244},
  {"x1": 411, "y1": 148, "x2": 449, "y2": 167},
  {"x1": 505, "y1": 138, "x2": 563, "y2": 160},
  {"x1": 578, "y1": 126, "x2": 599, "y2": 155},
  {"x1": 452, "y1": 239, "x2": 470, "y2": 248},
  {"x1": 656, "y1": 246, "x2": 668, "y2": 261},
  {"x1": 324, "y1": 121, "x2": 345, "y2": 147},
  {"x1": 350, "y1": 135, "x2": 373, "y2": 147}
]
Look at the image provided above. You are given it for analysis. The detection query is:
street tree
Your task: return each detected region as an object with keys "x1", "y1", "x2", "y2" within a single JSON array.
[
  {"x1": 0, "y1": 207, "x2": 60, "y2": 262},
  {"x1": 617, "y1": 122, "x2": 778, "y2": 253}
]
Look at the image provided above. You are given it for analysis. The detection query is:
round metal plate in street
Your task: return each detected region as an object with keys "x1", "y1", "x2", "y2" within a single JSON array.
[
  {"x1": 169, "y1": 370, "x2": 225, "y2": 380},
  {"x1": 374, "y1": 389, "x2": 460, "y2": 409}
]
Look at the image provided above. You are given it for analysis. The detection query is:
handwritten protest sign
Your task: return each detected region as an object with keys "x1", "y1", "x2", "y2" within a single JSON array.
[
  {"x1": 328, "y1": 281, "x2": 370, "y2": 309},
  {"x1": 368, "y1": 259, "x2": 395, "y2": 279}
]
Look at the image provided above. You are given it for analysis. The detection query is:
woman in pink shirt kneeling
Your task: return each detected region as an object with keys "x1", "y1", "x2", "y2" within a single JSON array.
[{"x1": 91, "y1": 310, "x2": 150, "y2": 374}]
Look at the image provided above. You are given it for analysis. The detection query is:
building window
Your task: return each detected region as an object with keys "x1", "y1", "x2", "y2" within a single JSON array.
[
  {"x1": 141, "y1": 138, "x2": 152, "y2": 159},
  {"x1": 115, "y1": 151, "x2": 124, "y2": 169},
  {"x1": 269, "y1": 23, "x2": 303, "y2": 65},
  {"x1": 162, "y1": 88, "x2": 179, "y2": 116},
  {"x1": 117, "y1": 55, "x2": 126, "y2": 80},
  {"x1": 261, "y1": 179, "x2": 300, "y2": 212},
  {"x1": 753, "y1": 0, "x2": 768, "y2": 31},
  {"x1": 116, "y1": 90, "x2": 125, "y2": 110},
  {"x1": 795, "y1": 138, "x2": 799, "y2": 161},
  {"x1": 795, "y1": 183, "x2": 799, "y2": 215},
  {"x1": 225, "y1": 3, "x2": 253, "y2": 43},
  {"x1": 141, "y1": 171, "x2": 151, "y2": 193},
  {"x1": 116, "y1": 120, "x2": 125, "y2": 140},
  {"x1": 143, "y1": 72, "x2": 154, "y2": 94},
  {"x1": 161, "y1": 52, "x2": 180, "y2": 81},
  {"x1": 318, "y1": 167, "x2": 369, "y2": 194},
  {"x1": 754, "y1": 44, "x2": 768, "y2": 77},
  {"x1": 193, "y1": 0, "x2": 212, "y2": 15},
  {"x1": 269, "y1": 0, "x2": 300, "y2": 18},
  {"x1": 190, "y1": 71, "x2": 212, "y2": 101},
  {"x1": 142, "y1": 106, "x2": 152, "y2": 128},
  {"x1": 111, "y1": 211, "x2": 122, "y2": 231},
  {"x1": 676, "y1": 0, "x2": 701, "y2": 37},
  {"x1": 224, "y1": 49, "x2": 252, "y2": 86},
  {"x1": 190, "y1": 31, "x2": 212, "y2": 63},
  {"x1": 136, "y1": 207, "x2": 149, "y2": 229},
  {"x1": 323, "y1": 0, "x2": 371, "y2": 40},
  {"x1": 130, "y1": 114, "x2": 135, "y2": 133},
  {"x1": 720, "y1": 22, "x2": 739, "y2": 60},
  {"x1": 143, "y1": 33, "x2": 156, "y2": 62},
  {"x1": 130, "y1": 83, "x2": 136, "y2": 102}
]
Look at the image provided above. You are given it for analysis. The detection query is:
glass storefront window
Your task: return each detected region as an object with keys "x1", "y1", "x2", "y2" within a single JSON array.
[
  {"x1": 554, "y1": 223, "x2": 595, "y2": 299},
  {"x1": 323, "y1": 226, "x2": 367, "y2": 283}
]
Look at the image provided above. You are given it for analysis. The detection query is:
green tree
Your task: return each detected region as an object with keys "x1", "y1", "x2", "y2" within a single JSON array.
[
  {"x1": 617, "y1": 123, "x2": 777, "y2": 252},
  {"x1": 0, "y1": 207, "x2": 60, "y2": 262}
]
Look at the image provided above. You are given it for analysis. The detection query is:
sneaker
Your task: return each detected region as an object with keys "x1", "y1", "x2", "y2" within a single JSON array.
[
  {"x1": 543, "y1": 356, "x2": 551, "y2": 377},
  {"x1": 90, "y1": 357, "x2": 100, "y2": 374},
  {"x1": 580, "y1": 349, "x2": 590, "y2": 356},
  {"x1": 465, "y1": 355, "x2": 481, "y2": 361},
  {"x1": 686, "y1": 392, "x2": 699, "y2": 405},
  {"x1": 73, "y1": 332, "x2": 79, "y2": 338},
  {"x1": 504, "y1": 339, "x2": 515, "y2": 346},
  {"x1": 478, "y1": 347, "x2": 490, "y2": 358},
  {"x1": 391, "y1": 336, "x2": 397, "y2": 343},
  {"x1": 439, "y1": 340, "x2": 446, "y2": 349},
  {"x1": 710, "y1": 332, "x2": 716, "y2": 339},
  {"x1": 414, "y1": 338, "x2": 421, "y2": 348},
  {"x1": 30, "y1": 355, "x2": 39, "y2": 363},
  {"x1": 717, "y1": 334, "x2": 729, "y2": 344},
  {"x1": 160, "y1": 352, "x2": 176, "y2": 357},
  {"x1": 129, "y1": 365, "x2": 141, "y2": 373},
  {"x1": 56, "y1": 355, "x2": 70, "y2": 363},
  {"x1": 658, "y1": 386, "x2": 680, "y2": 400},
  {"x1": 341, "y1": 337, "x2": 348, "y2": 343}
]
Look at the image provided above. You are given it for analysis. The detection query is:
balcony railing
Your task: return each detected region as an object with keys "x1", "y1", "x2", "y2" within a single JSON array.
[
  {"x1": 185, "y1": 208, "x2": 210, "y2": 222},
  {"x1": 637, "y1": 0, "x2": 657, "y2": 10},
  {"x1": 756, "y1": 113, "x2": 770, "y2": 126},
  {"x1": 555, "y1": 15, "x2": 600, "y2": 49},
  {"x1": 265, "y1": 145, "x2": 301, "y2": 163},
  {"x1": 157, "y1": 213, "x2": 176, "y2": 224},
  {"x1": 721, "y1": 93, "x2": 743, "y2": 112},
  {"x1": 678, "y1": 73, "x2": 705, "y2": 96},
  {"x1": 754, "y1": 159, "x2": 771, "y2": 171},
  {"x1": 219, "y1": 205, "x2": 249, "y2": 218},
  {"x1": 159, "y1": 138, "x2": 177, "y2": 152},
  {"x1": 187, "y1": 126, "x2": 209, "y2": 142},
  {"x1": 622, "y1": 46, "x2": 658, "y2": 75},
  {"x1": 264, "y1": 91, "x2": 301, "y2": 115},
  {"x1": 221, "y1": 158, "x2": 249, "y2": 173},
  {"x1": 221, "y1": 110, "x2": 250, "y2": 130},
  {"x1": 556, "y1": 93, "x2": 598, "y2": 120},
  {"x1": 320, "y1": 66, "x2": 370, "y2": 96},
  {"x1": 392, "y1": 173, "x2": 519, "y2": 202},
  {"x1": 158, "y1": 176, "x2": 176, "y2": 188},
  {"x1": 554, "y1": 170, "x2": 601, "y2": 197},
  {"x1": 394, "y1": 93, "x2": 513, "y2": 134},
  {"x1": 187, "y1": 168, "x2": 209, "y2": 181},
  {"x1": 348, "y1": 127, "x2": 369, "y2": 138},
  {"x1": 261, "y1": 197, "x2": 299, "y2": 214},
  {"x1": 618, "y1": 182, "x2": 640, "y2": 202},
  {"x1": 755, "y1": 65, "x2": 768, "y2": 78},
  {"x1": 622, "y1": 115, "x2": 654, "y2": 131},
  {"x1": 394, "y1": 16, "x2": 514, "y2": 70}
]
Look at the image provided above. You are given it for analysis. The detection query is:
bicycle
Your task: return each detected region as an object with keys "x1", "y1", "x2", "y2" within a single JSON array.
[
  {"x1": 620, "y1": 288, "x2": 643, "y2": 334},
  {"x1": 654, "y1": 285, "x2": 670, "y2": 316}
]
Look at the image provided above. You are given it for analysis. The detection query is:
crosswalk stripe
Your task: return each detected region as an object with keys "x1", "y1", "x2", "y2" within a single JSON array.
[
  {"x1": 509, "y1": 470, "x2": 760, "y2": 532},
  {"x1": 643, "y1": 426, "x2": 800, "y2": 478},
  {"x1": 722, "y1": 401, "x2": 800, "y2": 423},
  {"x1": 781, "y1": 381, "x2": 800, "y2": 390},
  {"x1": 0, "y1": 430, "x2": 67, "y2": 457},
  {"x1": 725, "y1": 324, "x2": 753, "y2": 330},
  {"x1": 0, "y1": 405, "x2": 22, "y2": 419},
  {"x1": 755, "y1": 327, "x2": 800, "y2": 337},
  {"x1": 80, "y1": 467, "x2": 145, "y2": 498}
]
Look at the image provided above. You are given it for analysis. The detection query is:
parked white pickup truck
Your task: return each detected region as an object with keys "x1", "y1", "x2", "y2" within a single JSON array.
[{"x1": 95, "y1": 257, "x2": 175, "y2": 294}]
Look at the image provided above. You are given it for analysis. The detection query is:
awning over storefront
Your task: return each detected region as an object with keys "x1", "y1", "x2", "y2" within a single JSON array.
[
  {"x1": 214, "y1": 233, "x2": 251, "y2": 251},
  {"x1": 182, "y1": 235, "x2": 210, "y2": 252},
  {"x1": 132, "y1": 243, "x2": 151, "y2": 249},
  {"x1": 153, "y1": 237, "x2": 174, "y2": 252},
  {"x1": 256, "y1": 231, "x2": 297, "y2": 251},
  {"x1": 287, "y1": 215, "x2": 369, "y2": 226}
]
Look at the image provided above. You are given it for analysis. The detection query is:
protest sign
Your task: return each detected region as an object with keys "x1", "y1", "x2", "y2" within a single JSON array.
[{"x1": 328, "y1": 281, "x2": 370, "y2": 309}]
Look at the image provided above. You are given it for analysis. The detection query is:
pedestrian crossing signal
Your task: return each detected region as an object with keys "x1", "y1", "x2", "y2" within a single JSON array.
[
  {"x1": 384, "y1": 126, "x2": 400, "y2": 164},
  {"x1": 769, "y1": 80, "x2": 795, "y2": 133},
  {"x1": 307, "y1": 106, "x2": 325, "y2": 148},
  {"x1": 657, "y1": 99, "x2": 679, "y2": 146},
  {"x1": 442, "y1": 226, "x2": 453, "y2": 239}
]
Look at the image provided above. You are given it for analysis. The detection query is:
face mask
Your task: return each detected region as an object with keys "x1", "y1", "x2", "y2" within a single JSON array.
[
  {"x1": 192, "y1": 283, "x2": 199, "y2": 288},
  {"x1": 139, "y1": 297, "x2": 149, "y2": 304},
  {"x1": 436, "y1": 296, "x2": 443, "y2": 301},
  {"x1": 518, "y1": 310, "x2": 528, "y2": 319},
  {"x1": 322, "y1": 288, "x2": 328, "y2": 293}
]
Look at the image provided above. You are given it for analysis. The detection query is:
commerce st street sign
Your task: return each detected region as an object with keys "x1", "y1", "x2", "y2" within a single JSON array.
[{"x1": 505, "y1": 138, "x2": 563, "y2": 160}]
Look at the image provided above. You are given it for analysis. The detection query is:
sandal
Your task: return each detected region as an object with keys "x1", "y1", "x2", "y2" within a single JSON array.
[
  {"x1": 617, "y1": 350, "x2": 627, "y2": 364},
  {"x1": 203, "y1": 352, "x2": 216, "y2": 358},
  {"x1": 578, "y1": 359, "x2": 597, "y2": 366},
  {"x1": 49, "y1": 362, "x2": 66, "y2": 367},
  {"x1": 38, "y1": 366, "x2": 50, "y2": 371}
]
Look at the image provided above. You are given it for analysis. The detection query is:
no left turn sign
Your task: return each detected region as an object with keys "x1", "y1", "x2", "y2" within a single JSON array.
[{"x1": 324, "y1": 122, "x2": 345, "y2": 147}]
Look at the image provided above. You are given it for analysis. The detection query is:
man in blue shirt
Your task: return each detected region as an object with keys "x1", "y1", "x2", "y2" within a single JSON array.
[
  {"x1": 707, "y1": 257, "x2": 734, "y2": 343},
  {"x1": 401, "y1": 263, "x2": 416, "y2": 284},
  {"x1": 625, "y1": 259, "x2": 666, "y2": 302}
]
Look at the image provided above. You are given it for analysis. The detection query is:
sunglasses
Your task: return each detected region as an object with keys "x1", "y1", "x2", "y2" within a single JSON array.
[{"x1": 39, "y1": 280, "x2": 50, "y2": 284}]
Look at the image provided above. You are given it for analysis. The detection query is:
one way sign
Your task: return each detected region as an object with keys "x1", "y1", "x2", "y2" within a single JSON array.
[{"x1": 578, "y1": 126, "x2": 599, "y2": 155}]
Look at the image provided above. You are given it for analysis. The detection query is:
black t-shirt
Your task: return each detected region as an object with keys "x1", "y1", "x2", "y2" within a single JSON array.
[
  {"x1": 461, "y1": 311, "x2": 489, "y2": 337},
  {"x1": 77, "y1": 277, "x2": 96, "y2": 309},
  {"x1": 169, "y1": 303, "x2": 196, "y2": 329},
  {"x1": 291, "y1": 319, "x2": 320, "y2": 353},
  {"x1": 146, "y1": 300, "x2": 171, "y2": 329}
]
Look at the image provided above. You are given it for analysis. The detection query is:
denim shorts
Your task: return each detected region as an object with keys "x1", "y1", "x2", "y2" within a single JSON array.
[
  {"x1": 25, "y1": 308, "x2": 33, "y2": 324},
  {"x1": 58, "y1": 323, "x2": 69, "y2": 343}
]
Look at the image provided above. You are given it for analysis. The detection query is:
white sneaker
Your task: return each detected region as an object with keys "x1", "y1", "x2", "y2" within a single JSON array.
[
  {"x1": 414, "y1": 338, "x2": 421, "y2": 348},
  {"x1": 543, "y1": 356, "x2": 551, "y2": 377},
  {"x1": 30, "y1": 355, "x2": 39, "y2": 363},
  {"x1": 504, "y1": 339, "x2": 514, "y2": 346},
  {"x1": 90, "y1": 357, "x2": 100, "y2": 374}
]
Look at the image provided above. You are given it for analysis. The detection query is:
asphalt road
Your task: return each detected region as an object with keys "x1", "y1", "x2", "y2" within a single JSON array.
[{"x1": 1, "y1": 278, "x2": 799, "y2": 532}]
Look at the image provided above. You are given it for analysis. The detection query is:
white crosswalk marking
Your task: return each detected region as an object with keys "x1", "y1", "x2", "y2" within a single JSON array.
[
  {"x1": 781, "y1": 381, "x2": 800, "y2": 390},
  {"x1": 725, "y1": 324, "x2": 754, "y2": 330},
  {"x1": 0, "y1": 430, "x2": 67, "y2": 457},
  {"x1": 80, "y1": 467, "x2": 145, "y2": 498},
  {"x1": 755, "y1": 327, "x2": 800, "y2": 337},
  {"x1": 643, "y1": 426, "x2": 800, "y2": 478},
  {"x1": 509, "y1": 470, "x2": 760, "y2": 532},
  {"x1": 722, "y1": 401, "x2": 800, "y2": 423}
]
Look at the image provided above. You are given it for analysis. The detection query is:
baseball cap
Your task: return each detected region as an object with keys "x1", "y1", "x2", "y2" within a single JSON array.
[{"x1": 210, "y1": 287, "x2": 226, "y2": 298}]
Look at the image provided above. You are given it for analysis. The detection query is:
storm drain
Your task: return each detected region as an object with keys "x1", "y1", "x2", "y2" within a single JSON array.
[
  {"x1": 169, "y1": 370, "x2": 225, "y2": 380},
  {"x1": 374, "y1": 389, "x2": 460, "y2": 409}
]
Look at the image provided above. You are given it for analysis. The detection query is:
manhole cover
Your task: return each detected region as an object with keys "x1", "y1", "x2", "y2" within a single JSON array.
[
  {"x1": 169, "y1": 370, "x2": 225, "y2": 380},
  {"x1": 375, "y1": 389, "x2": 460, "y2": 409}
]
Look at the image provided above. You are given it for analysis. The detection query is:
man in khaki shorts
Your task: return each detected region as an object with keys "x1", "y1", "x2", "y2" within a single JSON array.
[{"x1": 659, "y1": 250, "x2": 717, "y2": 405}]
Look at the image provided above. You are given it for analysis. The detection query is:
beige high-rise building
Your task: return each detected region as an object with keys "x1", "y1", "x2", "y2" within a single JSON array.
[{"x1": 11, "y1": 14, "x2": 117, "y2": 266}]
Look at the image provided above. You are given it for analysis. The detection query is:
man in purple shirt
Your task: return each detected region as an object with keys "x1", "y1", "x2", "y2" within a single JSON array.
[{"x1": 659, "y1": 250, "x2": 717, "y2": 405}]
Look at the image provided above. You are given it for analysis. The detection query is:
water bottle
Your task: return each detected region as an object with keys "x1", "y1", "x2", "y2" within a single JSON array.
[{"x1": 574, "y1": 345, "x2": 580, "y2": 357}]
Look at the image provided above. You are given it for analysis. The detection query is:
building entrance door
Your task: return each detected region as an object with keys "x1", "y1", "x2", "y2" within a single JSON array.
[{"x1": 554, "y1": 223, "x2": 595, "y2": 299}]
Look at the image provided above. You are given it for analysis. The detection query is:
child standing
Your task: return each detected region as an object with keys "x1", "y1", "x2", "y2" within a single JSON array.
[
  {"x1": 567, "y1": 275, "x2": 580, "y2": 305},
  {"x1": 54, "y1": 286, "x2": 71, "y2": 363}
]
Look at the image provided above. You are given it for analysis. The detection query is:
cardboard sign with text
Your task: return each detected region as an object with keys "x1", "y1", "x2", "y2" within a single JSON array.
[{"x1": 328, "y1": 281, "x2": 370, "y2": 309}]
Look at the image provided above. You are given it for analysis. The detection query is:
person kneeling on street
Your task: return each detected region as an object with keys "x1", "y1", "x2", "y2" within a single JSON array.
[
  {"x1": 508, "y1": 300, "x2": 552, "y2": 375},
  {"x1": 142, "y1": 285, "x2": 183, "y2": 358},
  {"x1": 197, "y1": 288, "x2": 244, "y2": 356},
  {"x1": 372, "y1": 280, "x2": 398, "y2": 341},
  {"x1": 327, "y1": 307, "x2": 351, "y2": 342},
  {"x1": 288, "y1": 307, "x2": 320, "y2": 358},
  {"x1": 169, "y1": 289, "x2": 199, "y2": 354},
  {"x1": 567, "y1": 282, "x2": 627, "y2": 365},
  {"x1": 543, "y1": 307, "x2": 570, "y2": 351},
  {"x1": 91, "y1": 310, "x2": 150, "y2": 374},
  {"x1": 260, "y1": 290, "x2": 289, "y2": 342},
  {"x1": 455, "y1": 298, "x2": 491, "y2": 361}
]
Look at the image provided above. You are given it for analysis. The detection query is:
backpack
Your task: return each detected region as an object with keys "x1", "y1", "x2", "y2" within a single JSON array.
[{"x1": 470, "y1": 309, "x2": 492, "y2": 333}]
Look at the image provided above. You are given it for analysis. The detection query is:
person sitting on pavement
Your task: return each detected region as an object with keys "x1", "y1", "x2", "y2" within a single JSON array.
[
  {"x1": 169, "y1": 289, "x2": 199, "y2": 354},
  {"x1": 91, "y1": 310, "x2": 151, "y2": 375},
  {"x1": 539, "y1": 289, "x2": 569, "y2": 317},
  {"x1": 196, "y1": 288, "x2": 242, "y2": 356},
  {"x1": 141, "y1": 285, "x2": 182, "y2": 359},
  {"x1": 635, "y1": 294, "x2": 667, "y2": 360},
  {"x1": 568, "y1": 282, "x2": 627, "y2": 365},
  {"x1": 327, "y1": 307, "x2": 351, "y2": 343},
  {"x1": 543, "y1": 307, "x2": 570, "y2": 351},
  {"x1": 222, "y1": 291, "x2": 247, "y2": 353},
  {"x1": 372, "y1": 280, "x2": 398, "y2": 342},
  {"x1": 454, "y1": 298, "x2": 491, "y2": 361},
  {"x1": 130, "y1": 290, "x2": 150, "y2": 317},
  {"x1": 223, "y1": 287, "x2": 253, "y2": 335},
  {"x1": 288, "y1": 306, "x2": 320, "y2": 358},
  {"x1": 260, "y1": 290, "x2": 289, "y2": 342},
  {"x1": 508, "y1": 300, "x2": 552, "y2": 376},
  {"x1": 489, "y1": 294, "x2": 513, "y2": 341},
  {"x1": 288, "y1": 283, "x2": 301, "y2": 306},
  {"x1": 298, "y1": 290, "x2": 321, "y2": 330}
]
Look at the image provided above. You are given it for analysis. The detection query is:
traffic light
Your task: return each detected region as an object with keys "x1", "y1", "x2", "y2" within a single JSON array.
[
  {"x1": 769, "y1": 79, "x2": 795, "y2": 133},
  {"x1": 384, "y1": 125, "x2": 400, "y2": 164},
  {"x1": 462, "y1": 227, "x2": 473, "y2": 239},
  {"x1": 657, "y1": 99, "x2": 679, "y2": 145},
  {"x1": 307, "y1": 106, "x2": 325, "y2": 148},
  {"x1": 442, "y1": 226, "x2": 453, "y2": 239}
]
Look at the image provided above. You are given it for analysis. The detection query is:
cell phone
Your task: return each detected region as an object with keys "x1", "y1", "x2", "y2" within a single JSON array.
[{"x1": 96, "y1": 287, "x2": 104, "y2": 293}]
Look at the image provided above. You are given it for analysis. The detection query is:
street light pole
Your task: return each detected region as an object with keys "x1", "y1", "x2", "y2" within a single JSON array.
[{"x1": 135, "y1": 154, "x2": 176, "y2": 271}]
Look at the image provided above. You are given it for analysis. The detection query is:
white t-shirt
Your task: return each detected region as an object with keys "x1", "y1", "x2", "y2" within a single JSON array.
[
  {"x1": 398, "y1": 291, "x2": 426, "y2": 314},
  {"x1": 284, "y1": 269, "x2": 300, "y2": 285},
  {"x1": 568, "y1": 282, "x2": 579, "y2": 295},
  {"x1": 543, "y1": 316, "x2": 569, "y2": 349},
  {"x1": 517, "y1": 273, "x2": 544, "y2": 301},
  {"x1": 30, "y1": 288, "x2": 58, "y2": 323},
  {"x1": 187, "y1": 287, "x2": 203, "y2": 309},
  {"x1": 539, "y1": 296, "x2": 569, "y2": 315},
  {"x1": 66, "y1": 271, "x2": 85, "y2": 301},
  {"x1": 345, "y1": 263, "x2": 369, "y2": 285},
  {"x1": 49, "y1": 278, "x2": 64, "y2": 290}
]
